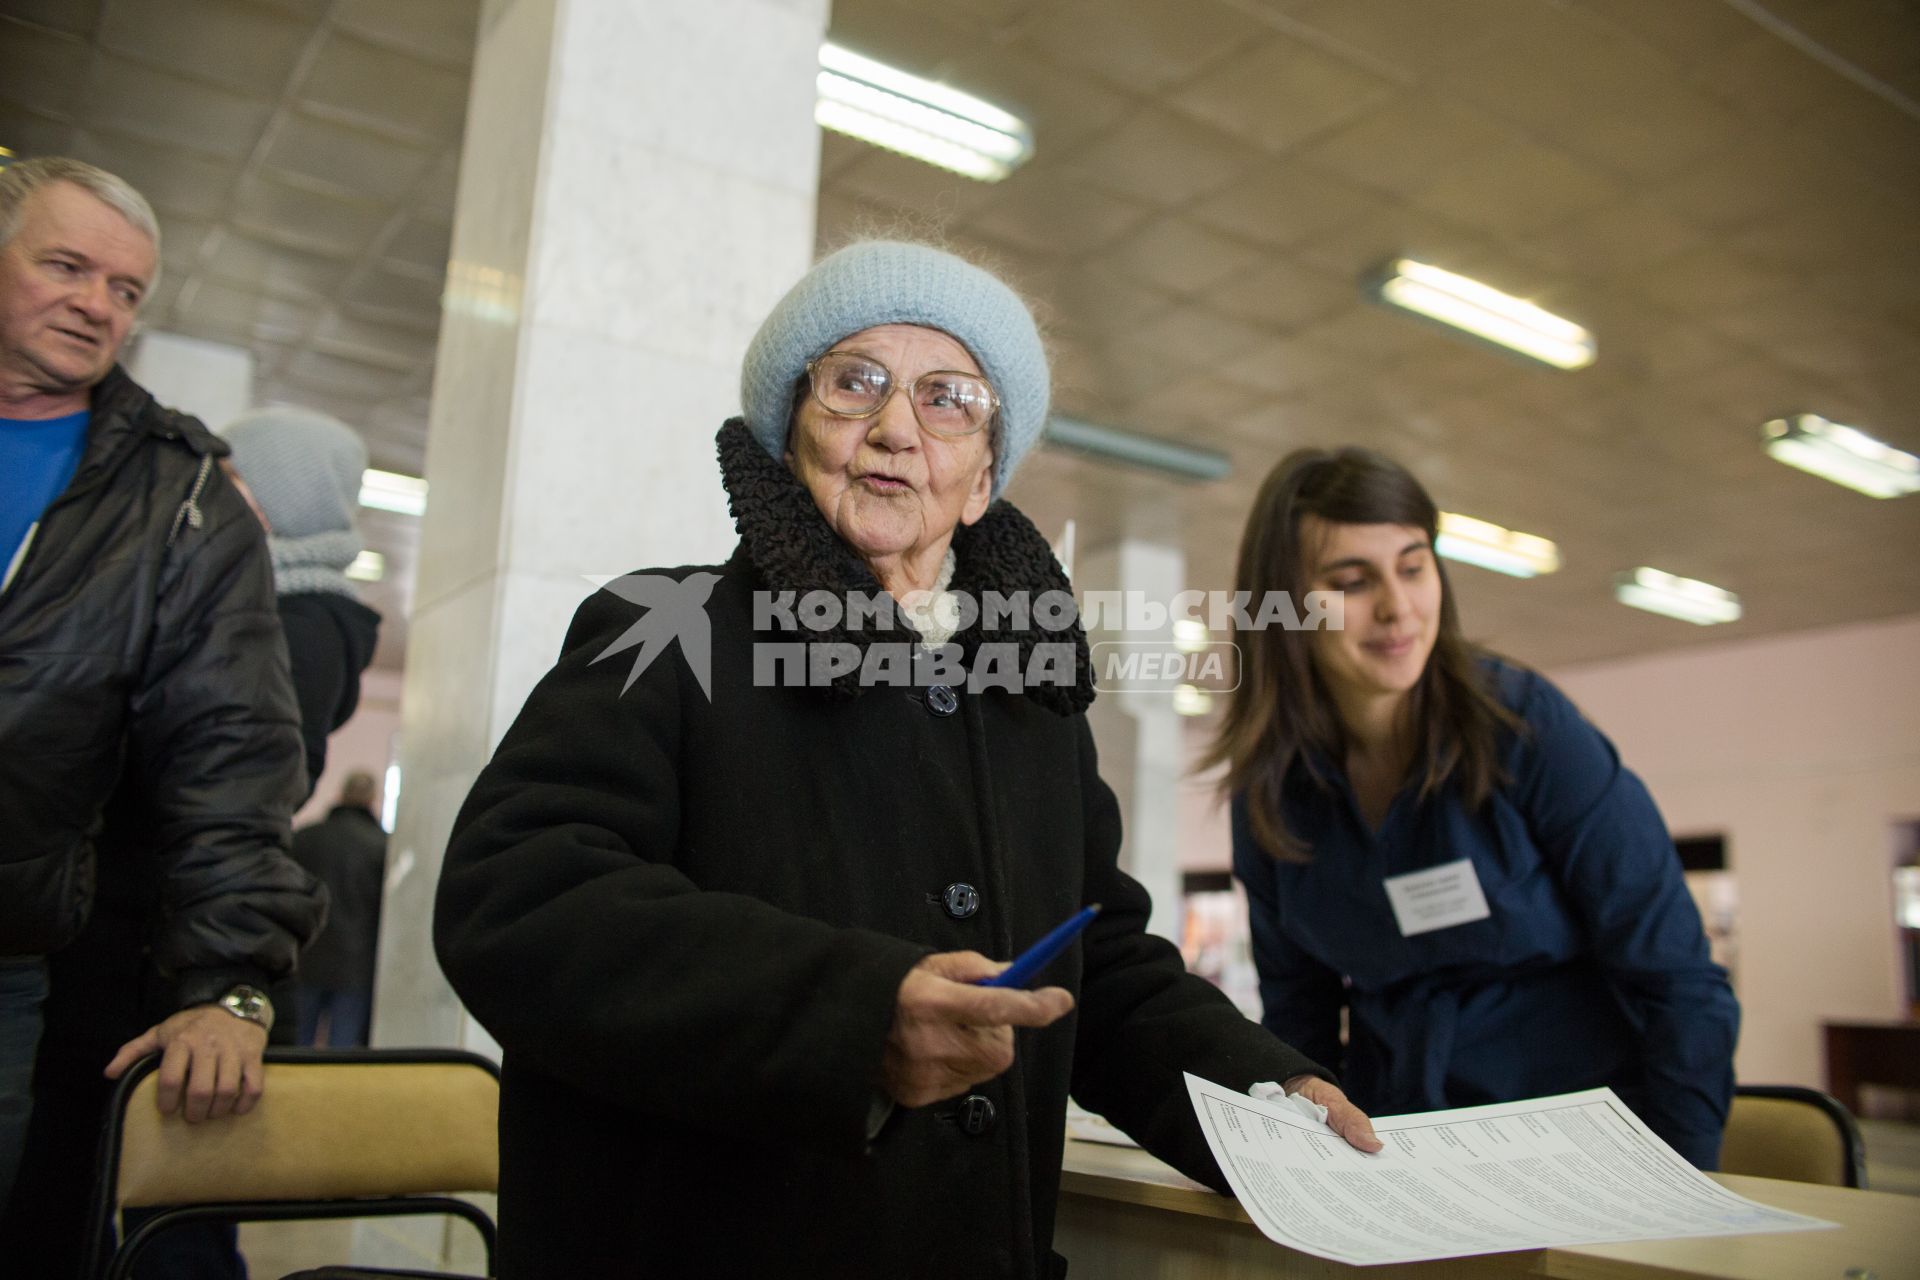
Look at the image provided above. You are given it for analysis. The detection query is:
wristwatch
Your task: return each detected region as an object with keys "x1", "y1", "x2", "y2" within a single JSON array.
[{"x1": 216, "y1": 984, "x2": 274, "y2": 1034}]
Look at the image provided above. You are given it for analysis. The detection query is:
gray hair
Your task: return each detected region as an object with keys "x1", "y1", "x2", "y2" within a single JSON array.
[{"x1": 0, "y1": 156, "x2": 162, "y2": 297}]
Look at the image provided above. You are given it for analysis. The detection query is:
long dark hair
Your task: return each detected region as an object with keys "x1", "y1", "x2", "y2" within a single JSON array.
[{"x1": 1203, "y1": 446, "x2": 1521, "y2": 861}]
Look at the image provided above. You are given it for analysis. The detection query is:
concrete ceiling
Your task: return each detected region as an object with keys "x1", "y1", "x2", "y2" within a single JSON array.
[{"x1": 5, "y1": 0, "x2": 1918, "y2": 672}]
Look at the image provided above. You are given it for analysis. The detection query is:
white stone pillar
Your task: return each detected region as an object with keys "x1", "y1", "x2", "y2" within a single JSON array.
[
  {"x1": 373, "y1": 0, "x2": 829, "y2": 1054},
  {"x1": 1077, "y1": 537, "x2": 1188, "y2": 943},
  {"x1": 125, "y1": 330, "x2": 253, "y2": 432}
]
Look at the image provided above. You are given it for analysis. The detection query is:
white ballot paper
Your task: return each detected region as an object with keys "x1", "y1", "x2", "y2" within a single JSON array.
[{"x1": 1184, "y1": 1075, "x2": 1835, "y2": 1267}]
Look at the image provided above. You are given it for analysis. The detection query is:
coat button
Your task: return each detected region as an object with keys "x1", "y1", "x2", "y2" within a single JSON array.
[
  {"x1": 926, "y1": 684, "x2": 958, "y2": 716},
  {"x1": 959, "y1": 1094, "x2": 997, "y2": 1136},
  {"x1": 942, "y1": 882, "x2": 979, "y2": 919}
]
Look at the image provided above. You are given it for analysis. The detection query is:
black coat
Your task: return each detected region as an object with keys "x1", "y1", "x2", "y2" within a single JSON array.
[
  {"x1": 0, "y1": 367, "x2": 324, "y2": 1002},
  {"x1": 434, "y1": 422, "x2": 1324, "y2": 1280},
  {"x1": 280, "y1": 591, "x2": 382, "y2": 797},
  {"x1": 291, "y1": 805, "x2": 387, "y2": 991}
]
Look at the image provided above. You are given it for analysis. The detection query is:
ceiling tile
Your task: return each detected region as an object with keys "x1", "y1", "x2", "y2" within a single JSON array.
[
  {"x1": 260, "y1": 110, "x2": 435, "y2": 202},
  {"x1": 66, "y1": 130, "x2": 238, "y2": 219},
  {"x1": 1122, "y1": 303, "x2": 1271, "y2": 364},
  {"x1": 1207, "y1": 256, "x2": 1353, "y2": 331},
  {"x1": 1278, "y1": 0, "x2": 1542, "y2": 79},
  {"x1": 934, "y1": 43, "x2": 1135, "y2": 160},
  {"x1": 1569, "y1": 0, "x2": 1760, "y2": 68},
  {"x1": 1217, "y1": 334, "x2": 1356, "y2": 396},
  {"x1": 824, "y1": 145, "x2": 1001, "y2": 227},
  {"x1": 343, "y1": 265, "x2": 446, "y2": 316},
  {"x1": 960, "y1": 171, "x2": 1151, "y2": 258},
  {"x1": 178, "y1": 278, "x2": 266, "y2": 338},
  {"x1": 231, "y1": 173, "x2": 388, "y2": 257},
  {"x1": 1067, "y1": 108, "x2": 1261, "y2": 209},
  {"x1": 97, "y1": 0, "x2": 309, "y2": 97},
  {"x1": 1407, "y1": 134, "x2": 1623, "y2": 239},
  {"x1": 1, "y1": 19, "x2": 91, "y2": 117},
  {"x1": 283, "y1": 347, "x2": 413, "y2": 397},
  {"x1": 295, "y1": 29, "x2": 469, "y2": 143},
  {"x1": 333, "y1": 0, "x2": 478, "y2": 67},
  {"x1": 381, "y1": 215, "x2": 453, "y2": 276},
  {"x1": 1102, "y1": 216, "x2": 1270, "y2": 297},
  {"x1": 152, "y1": 213, "x2": 217, "y2": 271},
  {"x1": 1169, "y1": 35, "x2": 1396, "y2": 155},
  {"x1": 82, "y1": 54, "x2": 273, "y2": 160},
  {"x1": 6, "y1": 0, "x2": 98, "y2": 37},
  {"x1": 1048, "y1": 265, "x2": 1179, "y2": 339},
  {"x1": 1519, "y1": 197, "x2": 1708, "y2": 277},
  {"x1": 1187, "y1": 160, "x2": 1386, "y2": 250},
  {"x1": 203, "y1": 229, "x2": 354, "y2": 299},
  {"x1": 1290, "y1": 93, "x2": 1519, "y2": 201},
  {"x1": 0, "y1": 102, "x2": 77, "y2": 156},
  {"x1": 1011, "y1": 0, "x2": 1269, "y2": 93}
]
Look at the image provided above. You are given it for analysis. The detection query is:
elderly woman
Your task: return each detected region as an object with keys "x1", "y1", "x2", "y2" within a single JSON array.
[{"x1": 434, "y1": 242, "x2": 1377, "y2": 1279}]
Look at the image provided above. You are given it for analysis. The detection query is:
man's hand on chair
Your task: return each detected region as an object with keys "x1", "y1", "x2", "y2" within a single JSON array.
[{"x1": 104, "y1": 1007, "x2": 268, "y2": 1123}]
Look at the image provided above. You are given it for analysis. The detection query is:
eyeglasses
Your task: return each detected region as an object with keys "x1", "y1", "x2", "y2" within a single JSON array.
[{"x1": 804, "y1": 351, "x2": 998, "y2": 439}]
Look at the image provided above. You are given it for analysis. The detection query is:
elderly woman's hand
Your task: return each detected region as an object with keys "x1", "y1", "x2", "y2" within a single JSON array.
[
  {"x1": 1283, "y1": 1074, "x2": 1384, "y2": 1153},
  {"x1": 882, "y1": 951, "x2": 1074, "y2": 1109}
]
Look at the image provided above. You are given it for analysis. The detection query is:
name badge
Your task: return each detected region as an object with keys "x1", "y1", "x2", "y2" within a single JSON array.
[{"x1": 1383, "y1": 858, "x2": 1491, "y2": 937}]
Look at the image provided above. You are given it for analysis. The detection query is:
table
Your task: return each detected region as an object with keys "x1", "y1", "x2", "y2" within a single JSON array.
[
  {"x1": 1825, "y1": 1020, "x2": 1920, "y2": 1114},
  {"x1": 1057, "y1": 1138, "x2": 1920, "y2": 1279}
]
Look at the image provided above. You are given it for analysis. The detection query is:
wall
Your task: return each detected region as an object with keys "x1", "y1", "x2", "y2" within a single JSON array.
[
  {"x1": 1549, "y1": 613, "x2": 1920, "y2": 1089},
  {"x1": 296, "y1": 667, "x2": 404, "y2": 828},
  {"x1": 1176, "y1": 613, "x2": 1920, "y2": 1091}
]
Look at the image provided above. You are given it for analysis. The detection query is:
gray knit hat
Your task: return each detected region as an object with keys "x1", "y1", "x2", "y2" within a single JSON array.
[
  {"x1": 221, "y1": 405, "x2": 367, "y2": 540},
  {"x1": 740, "y1": 240, "x2": 1050, "y2": 499}
]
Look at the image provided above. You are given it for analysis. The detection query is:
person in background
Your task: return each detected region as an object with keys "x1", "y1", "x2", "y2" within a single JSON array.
[
  {"x1": 0, "y1": 156, "x2": 324, "y2": 1257},
  {"x1": 1207, "y1": 445, "x2": 1740, "y2": 1169},
  {"x1": 290, "y1": 771, "x2": 388, "y2": 1048},
  {"x1": 434, "y1": 240, "x2": 1379, "y2": 1279},
  {"x1": 222, "y1": 404, "x2": 383, "y2": 794}
]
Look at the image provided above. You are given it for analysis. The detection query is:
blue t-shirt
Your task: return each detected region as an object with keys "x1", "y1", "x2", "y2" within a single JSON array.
[
  {"x1": 1, "y1": 410, "x2": 90, "y2": 574},
  {"x1": 1233, "y1": 658, "x2": 1739, "y2": 1169}
]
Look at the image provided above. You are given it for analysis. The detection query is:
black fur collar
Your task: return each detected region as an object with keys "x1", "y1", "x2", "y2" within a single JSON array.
[{"x1": 716, "y1": 419, "x2": 1093, "y2": 715}]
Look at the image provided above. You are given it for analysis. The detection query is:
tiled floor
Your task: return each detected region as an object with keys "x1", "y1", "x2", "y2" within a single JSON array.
[{"x1": 233, "y1": 1125, "x2": 1920, "y2": 1276}]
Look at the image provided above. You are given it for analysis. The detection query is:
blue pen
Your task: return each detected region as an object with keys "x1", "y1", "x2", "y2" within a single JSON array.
[{"x1": 979, "y1": 904, "x2": 1102, "y2": 988}]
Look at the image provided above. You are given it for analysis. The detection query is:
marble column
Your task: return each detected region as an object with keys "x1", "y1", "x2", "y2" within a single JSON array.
[
  {"x1": 372, "y1": 0, "x2": 829, "y2": 1053},
  {"x1": 125, "y1": 330, "x2": 253, "y2": 432},
  {"x1": 1077, "y1": 537, "x2": 1189, "y2": 944}
]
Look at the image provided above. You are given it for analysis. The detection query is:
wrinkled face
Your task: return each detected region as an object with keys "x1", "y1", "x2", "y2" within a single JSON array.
[
  {"x1": 1301, "y1": 516, "x2": 1442, "y2": 702},
  {"x1": 785, "y1": 323, "x2": 995, "y2": 565},
  {"x1": 0, "y1": 181, "x2": 155, "y2": 400}
]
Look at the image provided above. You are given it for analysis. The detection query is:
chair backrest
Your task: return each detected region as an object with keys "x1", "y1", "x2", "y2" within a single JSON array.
[
  {"x1": 1720, "y1": 1084, "x2": 1867, "y2": 1188},
  {"x1": 85, "y1": 1048, "x2": 500, "y2": 1280}
]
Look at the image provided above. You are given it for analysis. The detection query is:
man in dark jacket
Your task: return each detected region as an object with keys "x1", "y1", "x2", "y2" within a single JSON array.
[
  {"x1": 0, "y1": 157, "x2": 326, "y2": 1223},
  {"x1": 291, "y1": 772, "x2": 388, "y2": 1047}
]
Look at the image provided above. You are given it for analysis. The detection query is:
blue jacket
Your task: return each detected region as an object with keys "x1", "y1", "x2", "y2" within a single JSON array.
[{"x1": 1233, "y1": 658, "x2": 1738, "y2": 1168}]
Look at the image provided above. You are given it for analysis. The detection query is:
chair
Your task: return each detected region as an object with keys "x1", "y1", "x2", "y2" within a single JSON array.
[
  {"x1": 82, "y1": 1047, "x2": 500, "y2": 1280},
  {"x1": 1720, "y1": 1083, "x2": 1867, "y2": 1188}
]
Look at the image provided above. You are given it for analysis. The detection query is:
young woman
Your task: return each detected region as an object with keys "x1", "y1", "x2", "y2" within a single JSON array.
[{"x1": 1209, "y1": 445, "x2": 1739, "y2": 1169}]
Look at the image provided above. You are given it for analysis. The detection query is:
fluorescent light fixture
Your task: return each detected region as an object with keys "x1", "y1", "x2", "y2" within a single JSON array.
[
  {"x1": 1172, "y1": 619, "x2": 1210, "y2": 653},
  {"x1": 1172, "y1": 684, "x2": 1213, "y2": 717},
  {"x1": 1435, "y1": 512, "x2": 1561, "y2": 578},
  {"x1": 345, "y1": 550, "x2": 386, "y2": 582},
  {"x1": 1614, "y1": 567, "x2": 1741, "y2": 626},
  {"x1": 1369, "y1": 258, "x2": 1595, "y2": 370},
  {"x1": 1763, "y1": 414, "x2": 1920, "y2": 499},
  {"x1": 359, "y1": 469, "x2": 427, "y2": 516},
  {"x1": 1895, "y1": 866, "x2": 1920, "y2": 930},
  {"x1": 1043, "y1": 415, "x2": 1232, "y2": 482},
  {"x1": 817, "y1": 42, "x2": 1033, "y2": 181}
]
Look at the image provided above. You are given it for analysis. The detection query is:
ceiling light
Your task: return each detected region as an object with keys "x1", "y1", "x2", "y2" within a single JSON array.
[
  {"x1": 1172, "y1": 684, "x2": 1214, "y2": 717},
  {"x1": 1172, "y1": 619, "x2": 1210, "y2": 653},
  {"x1": 1763, "y1": 414, "x2": 1920, "y2": 499},
  {"x1": 1368, "y1": 258, "x2": 1595, "y2": 370},
  {"x1": 359, "y1": 469, "x2": 427, "y2": 516},
  {"x1": 345, "y1": 550, "x2": 386, "y2": 583},
  {"x1": 1043, "y1": 415, "x2": 1232, "y2": 482},
  {"x1": 1614, "y1": 567, "x2": 1741, "y2": 626},
  {"x1": 1435, "y1": 512, "x2": 1561, "y2": 578},
  {"x1": 817, "y1": 42, "x2": 1033, "y2": 181}
]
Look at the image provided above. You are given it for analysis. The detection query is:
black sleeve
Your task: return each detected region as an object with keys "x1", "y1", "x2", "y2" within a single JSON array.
[
  {"x1": 127, "y1": 464, "x2": 328, "y2": 1009},
  {"x1": 434, "y1": 588, "x2": 928, "y2": 1153},
  {"x1": 1067, "y1": 721, "x2": 1330, "y2": 1193}
]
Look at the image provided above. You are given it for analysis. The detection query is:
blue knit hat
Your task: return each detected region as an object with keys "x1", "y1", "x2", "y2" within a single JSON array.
[{"x1": 740, "y1": 240, "x2": 1049, "y2": 499}]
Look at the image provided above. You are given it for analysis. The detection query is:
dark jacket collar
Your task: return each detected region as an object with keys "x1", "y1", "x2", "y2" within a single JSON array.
[
  {"x1": 715, "y1": 419, "x2": 1094, "y2": 716},
  {"x1": 73, "y1": 366, "x2": 227, "y2": 482}
]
